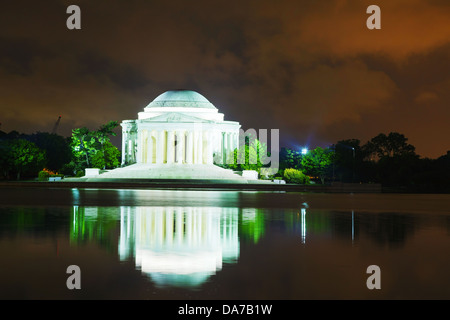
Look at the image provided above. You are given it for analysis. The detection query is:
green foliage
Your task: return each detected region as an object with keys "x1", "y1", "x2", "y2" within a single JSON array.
[
  {"x1": 0, "y1": 131, "x2": 71, "y2": 179},
  {"x1": 259, "y1": 167, "x2": 275, "y2": 180},
  {"x1": 71, "y1": 121, "x2": 120, "y2": 170},
  {"x1": 76, "y1": 170, "x2": 85, "y2": 177},
  {"x1": 301, "y1": 147, "x2": 334, "y2": 184},
  {"x1": 363, "y1": 132, "x2": 416, "y2": 160},
  {"x1": 27, "y1": 132, "x2": 72, "y2": 171},
  {"x1": 59, "y1": 161, "x2": 77, "y2": 176},
  {"x1": 227, "y1": 135, "x2": 268, "y2": 171},
  {"x1": 0, "y1": 142, "x2": 12, "y2": 178},
  {"x1": 90, "y1": 141, "x2": 120, "y2": 169},
  {"x1": 71, "y1": 127, "x2": 96, "y2": 168},
  {"x1": 0, "y1": 139, "x2": 46, "y2": 180},
  {"x1": 283, "y1": 168, "x2": 310, "y2": 184},
  {"x1": 38, "y1": 170, "x2": 50, "y2": 181},
  {"x1": 279, "y1": 147, "x2": 302, "y2": 170}
]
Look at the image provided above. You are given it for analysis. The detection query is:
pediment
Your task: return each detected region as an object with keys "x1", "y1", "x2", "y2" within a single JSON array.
[{"x1": 141, "y1": 112, "x2": 214, "y2": 123}]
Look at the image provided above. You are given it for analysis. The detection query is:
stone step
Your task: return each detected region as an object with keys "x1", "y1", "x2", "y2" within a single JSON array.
[{"x1": 85, "y1": 164, "x2": 248, "y2": 181}]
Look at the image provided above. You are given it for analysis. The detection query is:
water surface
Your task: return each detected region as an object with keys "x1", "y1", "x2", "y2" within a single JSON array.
[{"x1": 0, "y1": 188, "x2": 449, "y2": 299}]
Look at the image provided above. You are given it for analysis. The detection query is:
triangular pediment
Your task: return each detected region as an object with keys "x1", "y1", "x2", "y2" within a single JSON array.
[{"x1": 141, "y1": 112, "x2": 214, "y2": 123}]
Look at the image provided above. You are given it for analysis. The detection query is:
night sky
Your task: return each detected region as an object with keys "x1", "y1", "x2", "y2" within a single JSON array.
[{"x1": 1, "y1": 0, "x2": 449, "y2": 158}]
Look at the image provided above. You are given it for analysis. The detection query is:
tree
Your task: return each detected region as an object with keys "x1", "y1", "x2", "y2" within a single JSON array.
[
  {"x1": 0, "y1": 140, "x2": 13, "y2": 178},
  {"x1": 95, "y1": 121, "x2": 119, "y2": 157},
  {"x1": 301, "y1": 147, "x2": 334, "y2": 184},
  {"x1": 71, "y1": 127, "x2": 95, "y2": 168},
  {"x1": 27, "y1": 132, "x2": 72, "y2": 171},
  {"x1": 363, "y1": 132, "x2": 416, "y2": 161},
  {"x1": 228, "y1": 135, "x2": 268, "y2": 172},
  {"x1": 91, "y1": 141, "x2": 120, "y2": 169},
  {"x1": 0, "y1": 139, "x2": 46, "y2": 180},
  {"x1": 279, "y1": 147, "x2": 302, "y2": 171},
  {"x1": 71, "y1": 121, "x2": 120, "y2": 170},
  {"x1": 360, "y1": 132, "x2": 419, "y2": 187},
  {"x1": 331, "y1": 139, "x2": 362, "y2": 182}
]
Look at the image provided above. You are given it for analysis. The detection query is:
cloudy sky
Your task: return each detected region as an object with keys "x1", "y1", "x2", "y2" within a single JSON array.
[{"x1": 1, "y1": 0, "x2": 449, "y2": 158}]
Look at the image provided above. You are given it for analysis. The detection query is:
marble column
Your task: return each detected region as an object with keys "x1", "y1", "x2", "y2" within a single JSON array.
[
  {"x1": 121, "y1": 131, "x2": 127, "y2": 165},
  {"x1": 176, "y1": 131, "x2": 184, "y2": 164},
  {"x1": 186, "y1": 131, "x2": 193, "y2": 164},
  {"x1": 167, "y1": 131, "x2": 175, "y2": 164},
  {"x1": 136, "y1": 131, "x2": 142, "y2": 164},
  {"x1": 206, "y1": 131, "x2": 213, "y2": 164},
  {"x1": 222, "y1": 132, "x2": 228, "y2": 163},
  {"x1": 195, "y1": 131, "x2": 203, "y2": 164},
  {"x1": 157, "y1": 131, "x2": 164, "y2": 164},
  {"x1": 147, "y1": 132, "x2": 153, "y2": 164},
  {"x1": 130, "y1": 138, "x2": 136, "y2": 163},
  {"x1": 221, "y1": 132, "x2": 226, "y2": 164}
]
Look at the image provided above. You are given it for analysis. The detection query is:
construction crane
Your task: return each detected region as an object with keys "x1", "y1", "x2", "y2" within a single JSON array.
[{"x1": 52, "y1": 115, "x2": 61, "y2": 134}]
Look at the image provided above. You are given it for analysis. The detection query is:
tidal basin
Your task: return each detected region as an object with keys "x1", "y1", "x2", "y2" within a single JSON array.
[{"x1": 0, "y1": 187, "x2": 449, "y2": 299}]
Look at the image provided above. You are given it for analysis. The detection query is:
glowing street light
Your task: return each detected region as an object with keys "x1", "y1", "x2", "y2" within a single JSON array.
[{"x1": 301, "y1": 148, "x2": 308, "y2": 155}]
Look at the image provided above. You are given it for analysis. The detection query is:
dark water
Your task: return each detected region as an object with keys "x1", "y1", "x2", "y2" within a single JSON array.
[{"x1": 0, "y1": 187, "x2": 449, "y2": 299}]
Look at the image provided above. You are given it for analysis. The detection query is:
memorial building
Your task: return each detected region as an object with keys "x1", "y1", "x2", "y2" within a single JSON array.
[{"x1": 120, "y1": 90, "x2": 241, "y2": 166}]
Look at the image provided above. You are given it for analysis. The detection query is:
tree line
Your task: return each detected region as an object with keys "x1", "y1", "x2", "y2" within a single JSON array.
[
  {"x1": 0, "y1": 121, "x2": 120, "y2": 180},
  {"x1": 0, "y1": 124, "x2": 449, "y2": 192},
  {"x1": 277, "y1": 132, "x2": 450, "y2": 192},
  {"x1": 222, "y1": 131, "x2": 449, "y2": 192}
]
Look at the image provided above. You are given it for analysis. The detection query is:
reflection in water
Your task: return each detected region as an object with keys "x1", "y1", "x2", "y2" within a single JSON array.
[
  {"x1": 301, "y1": 208, "x2": 306, "y2": 244},
  {"x1": 71, "y1": 206, "x2": 271, "y2": 288},
  {"x1": 119, "y1": 206, "x2": 240, "y2": 287},
  {"x1": 352, "y1": 210, "x2": 355, "y2": 243},
  {"x1": 241, "y1": 208, "x2": 265, "y2": 244},
  {"x1": 1, "y1": 188, "x2": 450, "y2": 299},
  {"x1": 62, "y1": 196, "x2": 446, "y2": 294}
]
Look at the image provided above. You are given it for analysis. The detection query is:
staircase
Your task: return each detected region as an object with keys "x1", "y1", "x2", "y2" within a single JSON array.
[{"x1": 84, "y1": 163, "x2": 249, "y2": 183}]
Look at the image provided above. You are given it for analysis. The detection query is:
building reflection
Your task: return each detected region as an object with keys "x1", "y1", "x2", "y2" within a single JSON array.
[
  {"x1": 69, "y1": 202, "x2": 426, "y2": 287},
  {"x1": 118, "y1": 206, "x2": 240, "y2": 288}
]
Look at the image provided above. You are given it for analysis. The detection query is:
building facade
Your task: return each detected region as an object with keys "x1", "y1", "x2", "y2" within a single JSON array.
[{"x1": 121, "y1": 90, "x2": 241, "y2": 166}]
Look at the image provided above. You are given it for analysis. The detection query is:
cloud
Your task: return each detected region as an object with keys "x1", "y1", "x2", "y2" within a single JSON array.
[
  {"x1": 0, "y1": 0, "x2": 449, "y2": 158},
  {"x1": 415, "y1": 91, "x2": 439, "y2": 105},
  {"x1": 291, "y1": 0, "x2": 450, "y2": 60}
]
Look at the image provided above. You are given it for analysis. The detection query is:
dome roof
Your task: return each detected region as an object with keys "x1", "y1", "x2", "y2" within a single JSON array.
[{"x1": 146, "y1": 90, "x2": 217, "y2": 109}]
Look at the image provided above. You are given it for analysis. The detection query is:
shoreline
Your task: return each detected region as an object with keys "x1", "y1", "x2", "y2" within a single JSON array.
[
  {"x1": 1, "y1": 180, "x2": 448, "y2": 194},
  {"x1": 0, "y1": 180, "x2": 382, "y2": 193}
]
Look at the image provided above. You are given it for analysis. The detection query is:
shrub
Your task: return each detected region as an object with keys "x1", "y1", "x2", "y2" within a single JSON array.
[
  {"x1": 259, "y1": 167, "x2": 276, "y2": 180},
  {"x1": 75, "y1": 170, "x2": 85, "y2": 177},
  {"x1": 283, "y1": 168, "x2": 310, "y2": 184},
  {"x1": 38, "y1": 170, "x2": 50, "y2": 181}
]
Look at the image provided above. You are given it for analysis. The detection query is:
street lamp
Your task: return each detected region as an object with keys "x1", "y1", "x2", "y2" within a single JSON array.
[
  {"x1": 301, "y1": 148, "x2": 308, "y2": 155},
  {"x1": 351, "y1": 147, "x2": 355, "y2": 183}
]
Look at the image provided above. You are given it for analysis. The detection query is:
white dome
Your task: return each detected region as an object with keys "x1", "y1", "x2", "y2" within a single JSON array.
[{"x1": 146, "y1": 90, "x2": 217, "y2": 109}]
